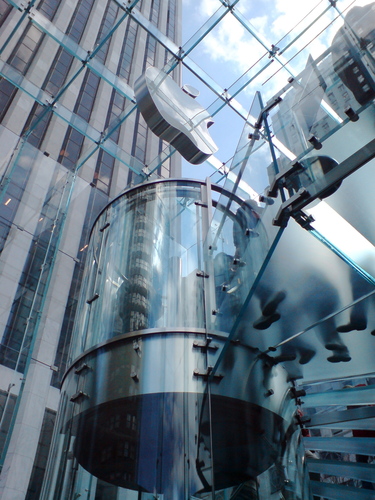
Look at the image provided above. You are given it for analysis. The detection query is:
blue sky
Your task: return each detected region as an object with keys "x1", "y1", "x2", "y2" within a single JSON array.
[{"x1": 180, "y1": 0, "x2": 372, "y2": 179}]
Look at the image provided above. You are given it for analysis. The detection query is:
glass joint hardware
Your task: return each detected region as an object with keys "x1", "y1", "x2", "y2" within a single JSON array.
[
  {"x1": 196, "y1": 270, "x2": 209, "y2": 278},
  {"x1": 133, "y1": 340, "x2": 141, "y2": 355},
  {"x1": 232, "y1": 257, "x2": 245, "y2": 267},
  {"x1": 267, "y1": 160, "x2": 305, "y2": 199},
  {"x1": 259, "y1": 96, "x2": 282, "y2": 123},
  {"x1": 211, "y1": 309, "x2": 222, "y2": 316},
  {"x1": 70, "y1": 391, "x2": 89, "y2": 403},
  {"x1": 44, "y1": 96, "x2": 56, "y2": 109},
  {"x1": 292, "y1": 210, "x2": 315, "y2": 231},
  {"x1": 99, "y1": 222, "x2": 110, "y2": 232},
  {"x1": 258, "y1": 194, "x2": 274, "y2": 205},
  {"x1": 192, "y1": 338, "x2": 219, "y2": 352},
  {"x1": 344, "y1": 106, "x2": 359, "y2": 122},
  {"x1": 308, "y1": 135, "x2": 322, "y2": 150},
  {"x1": 272, "y1": 188, "x2": 311, "y2": 228},
  {"x1": 130, "y1": 371, "x2": 139, "y2": 382},
  {"x1": 245, "y1": 228, "x2": 259, "y2": 237},
  {"x1": 268, "y1": 44, "x2": 280, "y2": 58},
  {"x1": 74, "y1": 363, "x2": 90, "y2": 375},
  {"x1": 194, "y1": 200, "x2": 208, "y2": 208},
  {"x1": 86, "y1": 293, "x2": 99, "y2": 304},
  {"x1": 248, "y1": 132, "x2": 260, "y2": 141},
  {"x1": 295, "y1": 414, "x2": 311, "y2": 427},
  {"x1": 193, "y1": 367, "x2": 223, "y2": 382},
  {"x1": 50, "y1": 365, "x2": 58, "y2": 372},
  {"x1": 291, "y1": 388, "x2": 306, "y2": 399},
  {"x1": 23, "y1": 1, "x2": 33, "y2": 14},
  {"x1": 264, "y1": 389, "x2": 274, "y2": 397}
]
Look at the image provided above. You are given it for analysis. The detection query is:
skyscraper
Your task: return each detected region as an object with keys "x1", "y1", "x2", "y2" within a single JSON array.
[
  {"x1": 2, "y1": 1, "x2": 375, "y2": 499},
  {"x1": 0, "y1": 1, "x2": 181, "y2": 499}
]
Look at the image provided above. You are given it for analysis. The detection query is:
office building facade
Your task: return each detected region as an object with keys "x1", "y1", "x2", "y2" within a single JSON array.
[{"x1": 0, "y1": 1, "x2": 181, "y2": 499}]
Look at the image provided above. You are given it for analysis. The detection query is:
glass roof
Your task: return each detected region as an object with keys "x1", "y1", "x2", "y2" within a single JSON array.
[{"x1": 2, "y1": 0, "x2": 375, "y2": 384}]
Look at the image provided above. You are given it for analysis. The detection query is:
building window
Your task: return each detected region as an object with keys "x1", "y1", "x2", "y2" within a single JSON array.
[
  {"x1": 0, "y1": 389, "x2": 17, "y2": 458},
  {"x1": 25, "y1": 409, "x2": 56, "y2": 500},
  {"x1": 58, "y1": 0, "x2": 118, "y2": 171},
  {"x1": 118, "y1": 19, "x2": 138, "y2": 83},
  {"x1": 0, "y1": 0, "x2": 12, "y2": 28},
  {"x1": 51, "y1": 189, "x2": 109, "y2": 388},
  {"x1": 0, "y1": 0, "x2": 59, "y2": 122},
  {"x1": 22, "y1": 0, "x2": 96, "y2": 148}
]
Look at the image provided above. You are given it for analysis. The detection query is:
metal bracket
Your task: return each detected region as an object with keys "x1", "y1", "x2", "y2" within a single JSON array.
[
  {"x1": 74, "y1": 363, "x2": 90, "y2": 375},
  {"x1": 87, "y1": 293, "x2": 99, "y2": 304},
  {"x1": 267, "y1": 160, "x2": 304, "y2": 198},
  {"x1": 272, "y1": 188, "x2": 311, "y2": 227},
  {"x1": 193, "y1": 338, "x2": 219, "y2": 352},
  {"x1": 291, "y1": 388, "x2": 306, "y2": 399},
  {"x1": 196, "y1": 271, "x2": 209, "y2": 278},
  {"x1": 100, "y1": 222, "x2": 110, "y2": 232},
  {"x1": 133, "y1": 340, "x2": 142, "y2": 357},
  {"x1": 261, "y1": 96, "x2": 282, "y2": 118},
  {"x1": 245, "y1": 228, "x2": 259, "y2": 237},
  {"x1": 293, "y1": 211, "x2": 315, "y2": 230},
  {"x1": 194, "y1": 200, "x2": 208, "y2": 208},
  {"x1": 248, "y1": 132, "x2": 260, "y2": 141},
  {"x1": 45, "y1": 96, "x2": 57, "y2": 109},
  {"x1": 70, "y1": 391, "x2": 89, "y2": 403},
  {"x1": 193, "y1": 367, "x2": 223, "y2": 381},
  {"x1": 232, "y1": 257, "x2": 246, "y2": 266}
]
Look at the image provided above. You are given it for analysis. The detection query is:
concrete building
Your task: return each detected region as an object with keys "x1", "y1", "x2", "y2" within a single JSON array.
[{"x1": 0, "y1": 1, "x2": 181, "y2": 499}]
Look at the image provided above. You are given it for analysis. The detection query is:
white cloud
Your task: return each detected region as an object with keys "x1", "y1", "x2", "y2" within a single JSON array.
[
  {"x1": 183, "y1": 0, "x2": 375, "y2": 170},
  {"x1": 186, "y1": 0, "x2": 375, "y2": 93}
]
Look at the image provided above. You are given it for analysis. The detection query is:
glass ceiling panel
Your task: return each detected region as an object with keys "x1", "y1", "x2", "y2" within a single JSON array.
[
  {"x1": 3, "y1": 0, "x2": 375, "y2": 298},
  {"x1": 29, "y1": 9, "x2": 136, "y2": 102}
]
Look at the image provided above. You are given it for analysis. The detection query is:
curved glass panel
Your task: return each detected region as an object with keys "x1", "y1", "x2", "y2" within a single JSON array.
[{"x1": 70, "y1": 180, "x2": 211, "y2": 361}]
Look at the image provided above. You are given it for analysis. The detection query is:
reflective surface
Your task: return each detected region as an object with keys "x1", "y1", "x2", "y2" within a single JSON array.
[
  {"x1": 70, "y1": 180, "x2": 211, "y2": 360},
  {"x1": 43, "y1": 180, "x2": 297, "y2": 500},
  {"x1": 2, "y1": 0, "x2": 375, "y2": 499},
  {"x1": 135, "y1": 67, "x2": 217, "y2": 164}
]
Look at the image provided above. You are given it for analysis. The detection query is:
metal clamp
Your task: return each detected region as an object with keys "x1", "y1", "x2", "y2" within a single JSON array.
[
  {"x1": 87, "y1": 293, "x2": 99, "y2": 304},
  {"x1": 193, "y1": 338, "x2": 219, "y2": 352},
  {"x1": 193, "y1": 367, "x2": 223, "y2": 381},
  {"x1": 70, "y1": 391, "x2": 89, "y2": 403},
  {"x1": 267, "y1": 161, "x2": 305, "y2": 198},
  {"x1": 75, "y1": 363, "x2": 90, "y2": 375},
  {"x1": 272, "y1": 188, "x2": 311, "y2": 227},
  {"x1": 196, "y1": 271, "x2": 209, "y2": 278}
]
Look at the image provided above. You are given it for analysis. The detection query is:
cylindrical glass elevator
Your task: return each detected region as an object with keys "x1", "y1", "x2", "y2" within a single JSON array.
[{"x1": 42, "y1": 179, "x2": 296, "y2": 500}]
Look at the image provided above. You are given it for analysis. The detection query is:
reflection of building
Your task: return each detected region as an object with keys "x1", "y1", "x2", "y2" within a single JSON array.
[
  {"x1": 44, "y1": 179, "x2": 294, "y2": 499},
  {"x1": 0, "y1": 2, "x2": 180, "y2": 499},
  {"x1": 1, "y1": 1, "x2": 375, "y2": 500}
]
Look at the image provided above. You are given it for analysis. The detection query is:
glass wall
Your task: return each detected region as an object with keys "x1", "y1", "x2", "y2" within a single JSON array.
[{"x1": 42, "y1": 179, "x2": 299, "y2": 500}]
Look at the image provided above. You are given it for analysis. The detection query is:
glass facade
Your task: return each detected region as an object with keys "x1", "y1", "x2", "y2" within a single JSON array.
[
  {"x1": 0, "y1": 0, "x2": 375, "y2": 499},
  {"x1": 42, "y1": 179, "x2": 297, "y2": 499}
]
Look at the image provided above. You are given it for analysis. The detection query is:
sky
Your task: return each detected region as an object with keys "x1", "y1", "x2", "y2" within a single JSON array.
[
  {"x1": 180, "y1": 0, "x2": 375, "y2": 179},
  {"x1": 177, "y1": 0, "x2": 375, "y2": 267}
]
